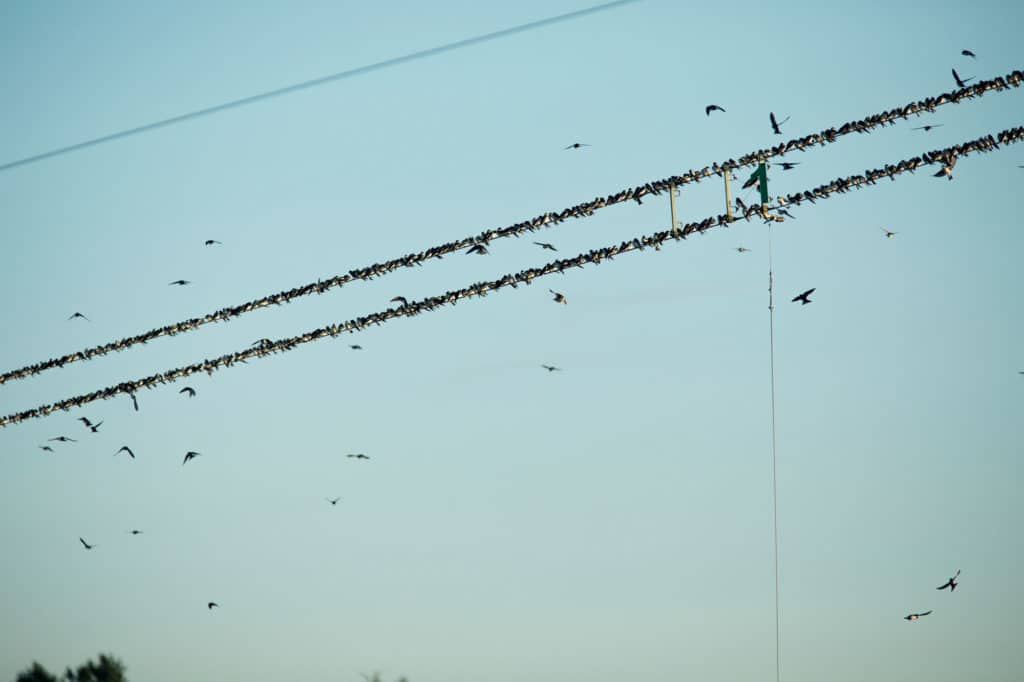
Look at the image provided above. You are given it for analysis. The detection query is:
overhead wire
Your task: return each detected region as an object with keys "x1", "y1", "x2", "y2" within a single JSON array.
[
  {"x1": 1, "y1": 69, "x2": 1021, "y2": 388},
  {"x1": 2, "y1": 125, "x2": 1020, "y2": 427}
]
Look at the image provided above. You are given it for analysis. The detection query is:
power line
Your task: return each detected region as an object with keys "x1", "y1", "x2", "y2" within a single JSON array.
[
  {"x1": 1, "y1": 70, "x2": 1020, "y2": 388},
  {"x1": 1, "y1": 125, "x2": 1019, "y2": 428},
  {"x1": 0, "y1": 0, "x2": 640, "y2": 174}
]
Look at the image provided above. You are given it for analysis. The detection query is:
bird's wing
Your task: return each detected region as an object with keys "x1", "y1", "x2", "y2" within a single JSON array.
[
  {"x1": 805, "y1": 288, "x2": 816, "y2": 296},
  {"x1": 770, "y1": 112, "x2": 778, "y2": 125},
  {"x1": 921, "y1": 611, "x2": 932, "y2": 616}
]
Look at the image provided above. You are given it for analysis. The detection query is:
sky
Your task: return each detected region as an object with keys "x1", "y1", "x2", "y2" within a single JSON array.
[{"x1": 1, "y1": 1, "x2": 1022, "y2": 680}]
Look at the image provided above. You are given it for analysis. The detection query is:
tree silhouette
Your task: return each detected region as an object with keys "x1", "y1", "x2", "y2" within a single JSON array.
[
  {"x1": 15, "y1": 662, "x2": 58, "y2": 682},
  {"x1": 14, "y1": 654, "x2": 126, "y2": 682}
]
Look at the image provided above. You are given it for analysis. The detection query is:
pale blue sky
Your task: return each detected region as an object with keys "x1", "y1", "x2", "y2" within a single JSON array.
[{"x1": 1, "y1": 2, "x2": 1022, "y2": 681}]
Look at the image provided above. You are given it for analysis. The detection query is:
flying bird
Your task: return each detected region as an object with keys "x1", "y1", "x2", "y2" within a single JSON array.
[
  {"x1": 204, "y1": 239, "x2": 222, "y2": 246},
  {"x1": 705, "y1": 104, "x2": 726, "y2": 116},
  {"x1": 168, "y1": 280, "x2": 192, "y2": 286},
  {"x1": 39, "y1": 445, "x2": 54, "y2": 452},
  {"x1": 952, "y1": 68, "x2": 973, "y2": 88},
  {"x1": 934, "y1": 155, "x2": 956, "y2": 180},
  {"x1": 961, "y1": 49, "x2": 976, "y2": 58},
  {"x1": 881, "y1": 228, "x2": 897, "y2": 238},
  {"x1": 912, "y1": 124, "x2": 943, "y2": 132},
  {"x1": 79, "y1": 538, "x2": 95, "y2": 550},
  {"x1": 349, "y1": 344, "x2": 363, "y2": 350},
  {"x1": 777, "y1": 162, "x2": 799, "y2": 171},
  {"x1": 735, "y1": 247, "x2": 751, "y2": 253},
  {"x1": 116, "y1": 446, "x2": 135, "y2": 459},
  {"x1": 87, "y1": 421, "x2": 103, "y2": 433},
  {"x1": 183, "y1": 451, "x2": 201, "y2": 465},
  {"x1": 327, "y1": 497, "x2": 342, "y2": 506},
  {"x1": 390, "y1": 296, "x2": 408, "y2": 307},
  {"x1": 564, "y1": 142, "x2": 590, "y2": 150},
  {"x1": 347, "y1": 453, "x2": 370, "y2": 460},
  {"x1": 208, "y1": 602, "x2": 219, "y2": 610},
  {"x1": 128, "y1": 530, "x2": 143, "y2": 535},
  {"x1": 937, "y1": 569, "x2": 961, "y2": 592},
  {"x1": 541, "y1": 365, "x2": 562, "y2": 372},
  {"x1": 68, "y1": 312, "x2": 90, "y2": 321},
  {"x1": 904, "y1": 611, "x2": 933, "y2": 621},
  {"x1": 549, "y1": 289, "x2": 567, "y2": 304},
  {"x1": 179, "y1": 387, "x2": 196, "y2": 398},
  {"x1": 466, "y1": 244, "x2": 489, "y2": 255},
  {"x1": 49, "y1": 436, "x2": 77, "y2": 443},
  {"x1": 770, "y1": 112, "x2": 790, "y2": 135},
  {"x1": 533, "y1": 242, "x2": 557, "y2": 251},
  {"x1": 791, "y1": 288, "x2": 816, "y2": 305}
]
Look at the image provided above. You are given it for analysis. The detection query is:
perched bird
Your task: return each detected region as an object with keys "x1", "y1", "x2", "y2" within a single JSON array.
[
  {"x1": 79, "y1": 538, "x2": 95, "y2": 550},
  {"x1": 116, "y1": 446, "x2": 135, "y2": 459},
  {"x1": 952, "y1": 68, "x2": 973, "y2": 88},
  {"x1": 904, "y1": 611, "x2": 932, "y2": 621},
  {"x1": 129, "y1": 393, "x2": 139, "y2": 412},
  {"x1": 349, "y1": 344, "x2": 363, "y2": 350},
  {"x1": 791, "y1": 288, "x2": 816, "y2": 305},
  {"x1": 770, "y1": 112, "x2": 790, "y2": 135},
  {"x1": 87, "y1": 421, "x2": 103, "y2": 433},
  {"x1": 541, "y1": 364, "x2": 562, "y2": 372},
  {"x1": 390, "y1": 296, "x2": 408, "y2": 307},
  {"x1": 68, "y1": 312, "x2": 90, "y2": 321},
  {"x1": 961, "y1": 49, "x2": 976, "y2": 58},
  {"x1": 183, "y1": 451, "x2": 201, "y2": 465},
  {"x1": 327, "y1": 497, "x2": 342, "y2": 506},
  {"x1": 168, "y1": 280, "x2": 191, "y2": 286},
  {"x1": 912, "y1": 124, "x2": 943, "y2": 132},
  {"x1": 777, "y1": 162, "x2": 799, "y2": 171},
  {"x1": 252, "y1": 338, "x2": 272, "y2": 348},
  {"x1": 549, "y1": 289, "x2": 567, "y2": 304},
  {"x1": 204, "y1": 239, "x2": 222, "y2": 246},
  {"x1": 936, "y1": 569, "x2": 961, "y2": 592},
  {"x1": 128, "y1": 530, "x2": 143, "y2": 535},
  {"x1": 49, "y1": 436, "x2": 77, "y2": 443},
  {"x1": 534, "y1": 241, "x2": 557, "y2": 251},
  {"x1": 735, "y1": 247, "x2": 751, "y2": 253},
  {"x1": 208, "y1": 602, "x2": 219, "y2": 610},
  {"x1": 881, "y1": 228, "x2": 897, "y2": 238},
  {"x1": 179, "y1": 387, "x2": 196, "y2": 398},
  {"x1": 466, "y1": 244, "x2": 489, "y2": 255},
  {"x1": 347, "y1": 453, "x2": 370, "y2": 460},
  {"x1": 564, "y1": 142, "x2": 590, "y2": 150},
  {"x1": 39, "y1": 445, "x2": 54, "y2": 453},
  {"x1": 705, "y1": 104, "x2": 726, "y2": 116}
]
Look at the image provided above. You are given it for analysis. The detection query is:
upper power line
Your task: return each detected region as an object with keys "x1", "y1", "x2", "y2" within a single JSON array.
[{"x1": 0, "y1": 0, "x2": 640, "y2": 174}]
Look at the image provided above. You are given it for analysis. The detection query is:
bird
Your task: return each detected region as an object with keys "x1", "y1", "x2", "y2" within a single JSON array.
[
  {"x1": 912, "y1": 124, "x2": 943, "y2": 132},
  {"x1": 466, "y1": 244, "x2": 489, "y2": 255},
  {"x1": 390, "y1": 296, "x2": 408, "y2": 307},
  {"x1": 128, "y1": 530, "x2": 143, "y2": 535},
  {"x1": 183, "y1": 451, "x2": 201, "y2": 465},
  {"x1": 934, "y1": 155, "x2": 956, "y2": 180},
  {"x1": 39, "y1": 445, "x2": 54, "y2": 452},
  {"x1": 541, "y1": 364, "x2": 562, "y2": 372},
  {"x1": 347, "y1": 453, "x2": 370, "y2": 460},
  {"x1": 881, "y1": 228, "x2": 897, "y2": 238},
  {"x1": 204, "y1": 239, "x2": 222, "y2": 246},
  {"x1": 79, "y1": 538, "x2": 95, "y2": 550},
  {"x1": 168, "y1": 279, "x2": 191, "y2": 286},
  {"x1": 904, "y1": 611, "x2": 932, "y2": 621},
  {"x1": 564, "y1": 142, "x2": 590, "y2": 150},
  {"x1": 937, "y1": 569, "x2": 961, "y2": 592},
  {"x1": 791, "y1": 288, "x2": 815, "y2": 305},
  {"x1": 961, "y1": 49, "x2": 976, "y2": 58},
  {"x1": 952, "y1": 68, "x2": 973, "y2": 88},
  {"x1": 208, "y1": 602, "x2": 219, "y2": 610},
  {"x1": 87, "y1": 421, "x2": 103, "y2": 433},
  {"x1": 116, "y1": 446, "x2": 135, "y2": 459},
  {"x1": 735, "y1": 247, "x2": 751, "y2": 253},
  {"x1": 534, "y1": 241, "x2": 557, "y2": 251},
  {"x1": 770, "y1": 112, "x2": 790, "y2": 135},
  {"x1": 705, "y1": 104, "x2": 726, "y2": 116},
  {"x1": 327, "y1": 497, "x2": 342, "y2": 506},
  {"x1": 777, "y1": 162, "x2": 799, "y2": 171},
  {"x1": 349, "y1": 344, "x2": 363, "y2": 350},
  {"x1": 549, "y1": 289, "x2": 567, "y2": 304},
  {"x1": 179, "y1": 386, "x2": 196, "y2": 398},
  {"x1": 68, "y1": 312, "x2": 90, "y2": 321},
  {"x1": 49, "y1": 436, "x2": 77, "y2": 443},
  {"x1": 129, "y1": 393, "x2": 139, "y2": 411}
]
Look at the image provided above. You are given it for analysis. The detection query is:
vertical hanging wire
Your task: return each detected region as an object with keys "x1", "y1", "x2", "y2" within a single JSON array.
[{"x1": 768, "y1": 224, "x2": 781, "y2": 682}]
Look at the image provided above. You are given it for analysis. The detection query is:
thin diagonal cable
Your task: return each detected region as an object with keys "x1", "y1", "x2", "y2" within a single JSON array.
[
  {"x1": 2, "y1": 125, "x2": 1019, "y2": 427},
  {"x1": 2, "y1": 71, "x2": 1021, "y2": 388},
  {"x1": 0, "y1": 0, "x2": 640, "y2": 173},
  {"x1": 768, "y1": 226, "x2": 781, "y2": 682}
]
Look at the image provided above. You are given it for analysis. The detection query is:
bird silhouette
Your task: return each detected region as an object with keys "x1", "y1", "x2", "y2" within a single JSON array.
[
  {"x1": 68, "y1": 312, "x2": 90, "y2": 321},
  {"x1": 466, "y1": 244, "x2": 489, "y2": 255},
  {"x1": 116, "y1": 446, "x2": 135, "y2": 459},
  {"x1": 881, "y1": 228, "x2": 897, "y2": 238},
  {"x1": 912, "y1": 124, "x2": 943, "y2": 132},
  {"x1": 564, "y1": 142, "x2": 590, "y2": 150},
  {"x1": 349, "y1": 344, "x2": 363, "y2": 350},
  {"x1": 904, "y1": 611, "x2": 932, "y2": 621},
  {"x1": 777, "y1": 162, "x2": 799, "y2": 171},
  {"x1": 792, "y1": 288, "x2": 815, "y2": 305},
  {"x1": 936, "y1": 569, "x2": 961, "y2": 592},
  {"x1": 705, "y1": 104, "x2": 726, "y2": 116},
  {"x1": 735, "y1": 247, "x2": 751, "y2": 253},
  {"x1": 128, "y1": 530, "x2": 143, "y2": 535},
  {"x1": 168, "y1": 280, "x2": 191, "y2": 286},
  {"x1": 770, "y1": 112, "x2": 790, "y2": 135},
  {"x1": 961, "y1": 49, "x2": 976, "y2": 58},
  {"x1": 347, "y1": 453, "x2": 370, "y2": 460},
  {"x1": 549, "y1": 289, "x2": 567, "y2": 304},
  {"x1": 208, "y1": 602, "x2": 219, "y2": 610},
  {"x1": 39, "y1": 445, "x2": 54, "y2": 452},
  {"x1": 534, "y1": 242, "x2": 557, "y2": 251},
  {"x1": 390, "y1": 296, "x2": 408, "y2": 307},
  {"x1": 49, "y1": 436, "x2": 77, "y2": 443},
  {"x1": 87, "y1": 421, "x2": 103, "y2": 433},
  {"x1": 952, "y1": 68, "x2": 973, "y2": 88},
  {"x1": 327, "y1": 497, "x2": 342, "y2": 505},
  {"x1": 541, "y1": 365, "x2": 562, "y2": 372},
  {"x1": 180, "y1": 387, "x2": 197, "y2": 398},
  {"x1": 183, "y1": 451, "x2": 201, "y2": 465},
  {"x1": 79, "y1": 538, "x2": 95, "y2": 550},
  {"x1": 78, "y1": 417, "x2": 95, "y2": 428},
  {"x1": 204, "y1": 239, "x2": 222, "y2": 246}
]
